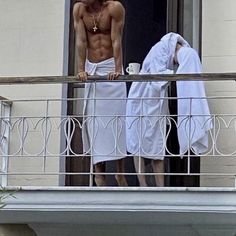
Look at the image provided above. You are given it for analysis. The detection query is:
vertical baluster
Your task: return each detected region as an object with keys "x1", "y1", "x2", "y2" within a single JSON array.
[
  {"x1": 1, "y1": 100, "x2": 11, "y2": 187},
  {"x1": 187, "y1": 97, "x2": 193, "y2": 176},
  {"x1": 43, "y1": 100, "x2": 49, "y2": 172}
]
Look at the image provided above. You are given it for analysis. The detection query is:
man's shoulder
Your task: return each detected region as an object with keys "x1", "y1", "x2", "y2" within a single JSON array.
[
  {"x1": 107, "y1": 1, "x2": 125, "y2": 15},
  {"x1": 73, "y1": 2, "x2": 86, "y2": 13},
  {"x1": 107, "y1": 1, "x2": 124, "y2": 10},
  {"x1": 73, "y1": 1, "x2": 87, "y2": 19}
]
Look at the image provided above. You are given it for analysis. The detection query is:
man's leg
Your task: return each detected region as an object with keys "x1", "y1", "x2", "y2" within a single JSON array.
[
  {"x1": 152, "y1": 159, "x2": 164, "y2": 187},
  {"x1": 94, "y1": 162, "x2": 106, "y2": 186},
  {"x1": 115, "y1": 158, "x2": 128, "y2": 186},
  {"x1": 133, "y1": 156, "x2": 147, "y2": 187}
]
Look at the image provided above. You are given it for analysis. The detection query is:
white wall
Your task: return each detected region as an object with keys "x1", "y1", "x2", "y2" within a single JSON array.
[
  {"x1": 0, "y1": 0, "x2": 65, "y2": 76},
  {"x1": 201, "y1": 0, "x2": 236, "y2": 187},
  {"x1": 0, "y1": 0, "x2": 67, "y2": 186}
]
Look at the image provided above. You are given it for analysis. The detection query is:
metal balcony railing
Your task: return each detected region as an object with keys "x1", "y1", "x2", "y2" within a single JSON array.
[
  {"x1": 0, "y1": 73, "x2": 236, "y2": 188},
  {"x1": 0, "y1": 97, "x2": 12, "y2": 187}
]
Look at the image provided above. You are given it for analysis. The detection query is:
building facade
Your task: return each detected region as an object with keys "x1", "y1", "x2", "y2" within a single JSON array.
[{"x1": 0, "y1": 0, "x2": 236, "y2": 235}]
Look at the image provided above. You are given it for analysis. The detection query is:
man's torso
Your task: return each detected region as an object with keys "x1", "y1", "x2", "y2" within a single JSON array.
[{"x1": 78, "y1": 1, "x2": 114, "y2": 63}]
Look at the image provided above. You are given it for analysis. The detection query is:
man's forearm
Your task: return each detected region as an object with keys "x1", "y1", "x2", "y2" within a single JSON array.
[
  {"x1": 77, "y1": 43, "x2": 87, "y2": 72},
  {"x1": 113, "y1": 40, "x2": 123, "y2": 73}
]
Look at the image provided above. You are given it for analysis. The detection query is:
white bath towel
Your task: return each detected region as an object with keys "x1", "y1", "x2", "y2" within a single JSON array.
[
  {"x1": 82, "y1": 58, "x2": 127, "y2": 164},
  {"x1": 126, "y1": 42, "x2": 170, "y2": 159},
  {"x1": 176, "y1": 47, "x2": 212, "y2": 155},
  {"x1": 160, "y1": 33, "x2": 212, "y2": 155},
  {"x1": 126, "y1": 32, "x2": 212, "y2": 158}
]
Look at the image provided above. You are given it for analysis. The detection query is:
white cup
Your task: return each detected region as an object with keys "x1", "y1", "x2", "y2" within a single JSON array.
[{"x1": 126, "y1": 63, "x2": 141, "y2": 75}]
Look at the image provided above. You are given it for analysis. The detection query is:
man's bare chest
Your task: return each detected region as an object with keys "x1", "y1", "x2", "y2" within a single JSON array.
[{"x1": 82, "y1": 11, "x2": 111, "y2": 33}]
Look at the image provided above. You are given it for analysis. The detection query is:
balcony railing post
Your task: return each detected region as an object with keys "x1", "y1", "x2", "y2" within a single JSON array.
[
  {"x1": 187, "y1": 97, "x2": 193, "y2": 175},
  {"x1": 0, "y1": 98, "x2": 12, "y2": 187},
  {"x1": 42, "y1": 100, "x2": 49, "y2": 172}
]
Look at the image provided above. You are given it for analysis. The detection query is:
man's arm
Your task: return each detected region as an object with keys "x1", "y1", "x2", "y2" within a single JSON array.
[
  {"x1": 73, "y1": 3, "x2": 88, "y2": 81},
  {"x1": 109, "y1": 1, "x2": 125, "y2": 79}
]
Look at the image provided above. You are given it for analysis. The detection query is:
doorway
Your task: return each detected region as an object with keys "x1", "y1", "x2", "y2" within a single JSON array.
[{"x1": 65, "y1": 0, "x2": 201, "y2": 187}]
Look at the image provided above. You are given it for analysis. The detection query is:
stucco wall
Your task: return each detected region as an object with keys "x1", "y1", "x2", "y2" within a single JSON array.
[
  {"x1": 201, "y1": 0, "x2": 236, "y2": 187},
  {"x1": 0, "y1": 0, "x2": 66, "y2": 186}
]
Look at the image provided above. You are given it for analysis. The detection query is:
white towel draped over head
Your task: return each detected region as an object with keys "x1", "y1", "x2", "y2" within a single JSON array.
[
  {"x1": 126, "y1": 32, "x2": 212, "y2": 158},
  {"x1": 176, "y1": 47, "x2": 213, "y2": 155},
  {"x1": 126, "y1": 35, "x2": 174, "y2": 158},
  {"x1": 160, "y1": 32, "x2": 190, "y2": 70}
]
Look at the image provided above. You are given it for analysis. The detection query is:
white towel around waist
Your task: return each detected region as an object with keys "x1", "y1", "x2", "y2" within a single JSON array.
[{"x1": 82, "y1": 58, "x2": 127, "y2": 164}]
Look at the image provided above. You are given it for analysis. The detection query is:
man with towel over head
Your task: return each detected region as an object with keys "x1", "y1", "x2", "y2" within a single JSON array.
[
  {"x1": 73, "y1": 0, "x2": 127, "y2": 186},
  {"x1": 126, "y1": 32, "x2": 212, "y2": 187}
]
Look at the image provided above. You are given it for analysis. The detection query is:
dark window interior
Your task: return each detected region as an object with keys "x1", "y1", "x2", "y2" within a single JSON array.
[{"x1": 120, "y1": 0, "x2": 167, "y2": 67}]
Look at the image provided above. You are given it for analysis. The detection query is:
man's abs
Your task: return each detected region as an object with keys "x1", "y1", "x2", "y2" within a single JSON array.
[{"x1": 87, "y1": 32, "x2": 113, "y2": 63}]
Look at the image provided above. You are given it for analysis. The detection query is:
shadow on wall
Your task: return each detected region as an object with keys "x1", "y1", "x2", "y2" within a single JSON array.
[{"x1": 0, "y1": 224, "x2": 37, "y2": 236}]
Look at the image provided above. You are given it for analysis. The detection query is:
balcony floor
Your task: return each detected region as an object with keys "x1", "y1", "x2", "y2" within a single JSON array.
[
  {"x1": 1, "y1": 186, "x2": 236, "y2": 224},
  {"x1": 1, "y1": 187, "x2": 236, "y2": 235}
]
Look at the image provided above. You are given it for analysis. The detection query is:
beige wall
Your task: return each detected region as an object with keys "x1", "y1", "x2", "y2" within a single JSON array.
[
  {"x1": 0, "y1": 0, "x2": 67, "y2": 186},
  {"x1": 201, "y1": 0, "x2": 236, "y2": 187},
  {"x1": 0, "y1": 0, "x2": 65, "y2": 76}
]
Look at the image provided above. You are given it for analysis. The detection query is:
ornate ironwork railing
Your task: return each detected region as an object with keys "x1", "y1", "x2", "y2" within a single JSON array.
[{"x1": 0, "y1": 74, "x2": 236, "y2": 187}]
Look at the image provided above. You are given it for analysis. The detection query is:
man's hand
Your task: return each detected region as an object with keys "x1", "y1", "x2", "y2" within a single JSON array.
[
  {"x1": 108, "y1": 72, "x2": 121, "y2": 80},
  {"x1": 77, "y1": 71, "x2": 88, "y2": 82}
]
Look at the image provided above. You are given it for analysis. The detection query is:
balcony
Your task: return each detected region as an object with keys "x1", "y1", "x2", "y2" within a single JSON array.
[{"x1": 0, "y1": 74, "x2": 236, "y2": 235}]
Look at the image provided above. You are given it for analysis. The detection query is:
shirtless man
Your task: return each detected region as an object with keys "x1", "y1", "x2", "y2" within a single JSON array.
[{"x1": 73, "y1": 0, "x2": 128, "y2": 186}]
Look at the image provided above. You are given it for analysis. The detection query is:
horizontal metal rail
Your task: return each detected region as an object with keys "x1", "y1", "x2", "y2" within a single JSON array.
[{"x1": 0, "y1": 73, "x2": 236, "y2": 84}]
